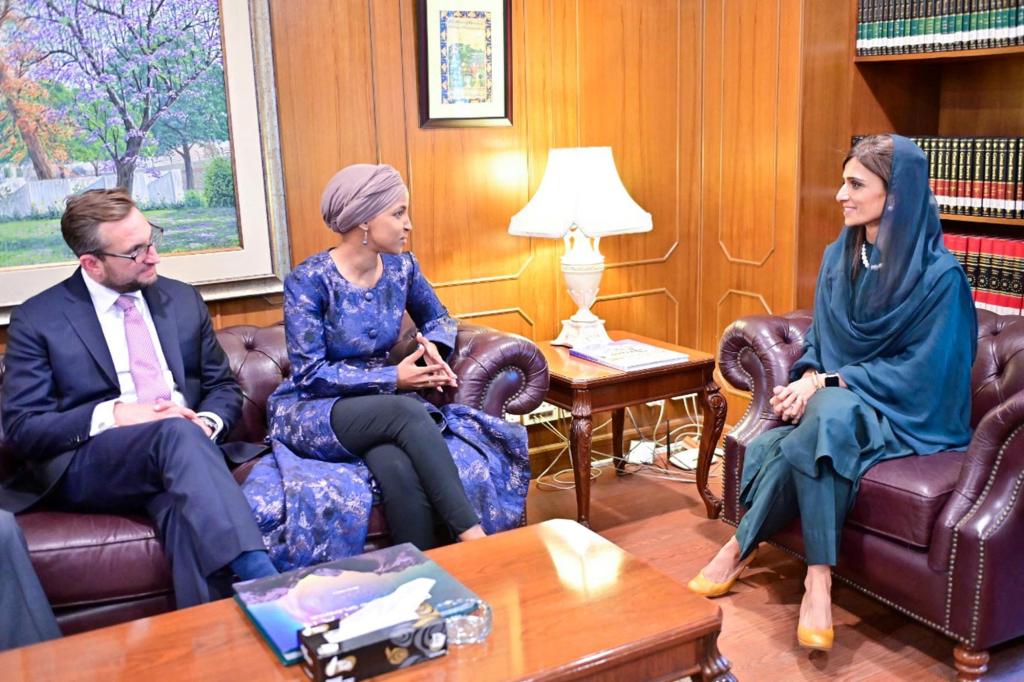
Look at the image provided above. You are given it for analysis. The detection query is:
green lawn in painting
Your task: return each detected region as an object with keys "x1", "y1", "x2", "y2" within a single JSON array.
[{"x1": 0, "y1": 207, "x2": 240, "y2": 268}]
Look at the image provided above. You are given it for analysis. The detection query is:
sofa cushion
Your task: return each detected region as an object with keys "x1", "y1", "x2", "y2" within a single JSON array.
[
  {"x1": 19, "y1": 511, "x2": 171, "y2": 608},
  {"x1": 846, "y1": 450, "x2": 965, "y2": 549}
]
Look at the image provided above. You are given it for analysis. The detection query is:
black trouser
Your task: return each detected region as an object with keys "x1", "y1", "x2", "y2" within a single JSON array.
[
  {"x1": 48, "y1": 419, "x2": 266, "y2": 607},
  {"x1": 330, "y1": 395, "x2": 479, "y2": 550}
]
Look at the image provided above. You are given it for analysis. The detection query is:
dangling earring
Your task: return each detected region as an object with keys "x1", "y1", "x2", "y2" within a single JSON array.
[{"x1": 362, "y1": 229, "x2": 368, "y2": 246}]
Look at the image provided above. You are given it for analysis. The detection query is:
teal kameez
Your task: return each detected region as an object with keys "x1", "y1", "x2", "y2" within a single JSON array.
[{"x1": 734, "y1": 136, "x2": 977, "y2": 566}]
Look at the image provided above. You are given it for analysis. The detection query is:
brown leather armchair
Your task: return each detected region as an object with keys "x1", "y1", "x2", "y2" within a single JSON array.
[
  {"x1": 716, "y1": 308, "x2": 1024, "y2": 681},
  {"x1": 1, "y1": 321, "x2": 549, "y2": 636}
]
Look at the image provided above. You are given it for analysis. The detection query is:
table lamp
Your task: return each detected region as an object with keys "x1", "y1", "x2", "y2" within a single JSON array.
[{"x1": 508, "y1": 147, "x2": 652, "y2": 347}]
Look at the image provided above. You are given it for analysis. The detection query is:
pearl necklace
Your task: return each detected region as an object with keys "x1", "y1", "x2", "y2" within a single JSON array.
[{"x1": 861, "y1": 243, "x2": 882, "y2": 271}]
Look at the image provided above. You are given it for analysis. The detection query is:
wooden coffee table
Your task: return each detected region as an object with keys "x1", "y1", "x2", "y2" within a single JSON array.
[
  {"x1": 538, "y1": 332, "x2": 727, "y2": 525},
  {"x1": 1, "y1": 520, "x2": 733, "y2": 681}
]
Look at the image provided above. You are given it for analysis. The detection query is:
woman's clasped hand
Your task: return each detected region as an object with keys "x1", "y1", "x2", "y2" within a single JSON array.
[
  {"x1": 769, "y1": 373, "x2": 819, "y2": 423},
  {"x1": 396, "y1": 333, "x2": 459, "y2": 392}
]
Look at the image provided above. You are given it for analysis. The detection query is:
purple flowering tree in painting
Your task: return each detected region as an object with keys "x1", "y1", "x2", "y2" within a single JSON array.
[{"x1": 19, "y1": 0, "x2": 223, "y2": 192}]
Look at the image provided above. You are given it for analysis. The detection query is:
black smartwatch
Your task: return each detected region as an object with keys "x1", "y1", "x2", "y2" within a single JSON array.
[{"x1": 824, "y1": 373, "x2": 841, "y2": 388}]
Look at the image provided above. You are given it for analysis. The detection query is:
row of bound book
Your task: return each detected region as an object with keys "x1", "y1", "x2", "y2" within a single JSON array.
[
  {"x1": 852, "y1": 135, "x2": 1024, "y2": 219},
  {"x1": 917, "y1": 136, "x2": 1023, "y2": 219},
  {"x1": 944, "y1": 233, "x2": 1024, "y2": 315},
  {"x1": 856, "y1": 0, "x2": 1024, "y2": 55}
]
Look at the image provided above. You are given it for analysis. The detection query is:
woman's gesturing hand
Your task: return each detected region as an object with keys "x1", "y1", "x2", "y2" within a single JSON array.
[
  {"x1": 415, "y1": 333, "x2": 458, "y2": 388},
  {"x1": 769, "y1": 375, "x2": 818, "y2": 423},
  {"x1": 396, "y1": 343, "x2": 454, "y2": 392}
]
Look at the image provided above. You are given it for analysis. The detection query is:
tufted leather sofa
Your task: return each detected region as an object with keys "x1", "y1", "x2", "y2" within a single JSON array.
[
  {"x1": 0, "y1": 321, "x2": 549, "y2": 636},
  {"x1": 717, "y1": 309, "x2": 1024, "y2": 680}
]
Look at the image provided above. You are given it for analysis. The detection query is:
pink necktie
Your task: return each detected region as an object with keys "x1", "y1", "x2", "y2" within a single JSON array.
[{"x1": 116, "y1": 295, "x2": 171, "y2": 403}]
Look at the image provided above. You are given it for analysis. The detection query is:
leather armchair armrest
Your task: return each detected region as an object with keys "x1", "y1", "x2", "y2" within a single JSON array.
[
  {"x1": 718, "y1": 310, "x2": 812, "y2": 522},
  {"x1": 936, "y1": 388, "x2": 1024, "y2": 646},
  {"x1": 444, "y1": 324, "x2": 550, "y2": 419},
  {"x1": 929, "y1": 387, "x2": 1024, "y2": 572}
]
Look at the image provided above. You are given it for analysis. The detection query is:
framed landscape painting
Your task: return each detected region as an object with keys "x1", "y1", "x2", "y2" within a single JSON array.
[
  {"x1": 416, "y1": 0, "x2": 512, "y2": 128},
  {"x1": 0, "y1": 0, "x2": 288, "y2": 323}
]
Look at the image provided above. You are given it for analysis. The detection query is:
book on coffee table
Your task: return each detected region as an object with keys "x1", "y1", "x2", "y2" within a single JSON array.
[
  {"x1": 570, "y1": 339, "x2": 689, "y2": 372},
  {"x1": 233, "y1": 543, "x2": 481, "y2": 665}
]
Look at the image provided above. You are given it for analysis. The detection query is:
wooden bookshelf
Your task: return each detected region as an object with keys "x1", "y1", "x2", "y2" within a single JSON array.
[
  {"x1": 855, "y1": 45, "x2": 1024, "y2": 64},
  {"x1": 850, "y1": 1, "x2": 1024, "y2": 236},
  {"x1": 940, "y1": 213, "x2": 1024, "y2": 227}
]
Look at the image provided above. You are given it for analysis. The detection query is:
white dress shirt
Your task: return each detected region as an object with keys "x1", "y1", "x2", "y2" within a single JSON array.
[{"x1": 82, "y1": 270, "x2": 223, "y2": 439}]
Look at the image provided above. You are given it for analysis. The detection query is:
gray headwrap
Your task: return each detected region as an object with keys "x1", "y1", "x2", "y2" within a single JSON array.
[{"x1": 320, "y1": 164, "x2": 407, "y2": 233}]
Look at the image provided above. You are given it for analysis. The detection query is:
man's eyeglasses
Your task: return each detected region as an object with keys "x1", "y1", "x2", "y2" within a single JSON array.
[{"x1": 92, "y1": 224, "x2": 164, "y2": 263}]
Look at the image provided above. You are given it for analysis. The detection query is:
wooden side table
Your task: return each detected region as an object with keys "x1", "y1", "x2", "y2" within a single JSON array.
[{"x1": 537, "y1": 332, "x2": 727, "y2": 526}]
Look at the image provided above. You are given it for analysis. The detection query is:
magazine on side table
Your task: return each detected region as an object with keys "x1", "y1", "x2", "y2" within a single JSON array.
[{"x1": 569, "y1": 339, "x2": 690, "y2": 372}]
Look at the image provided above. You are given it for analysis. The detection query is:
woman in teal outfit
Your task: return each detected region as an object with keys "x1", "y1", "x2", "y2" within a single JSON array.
[{"x1": 687, "y1": 134, "x2": 976, "y2": 650}]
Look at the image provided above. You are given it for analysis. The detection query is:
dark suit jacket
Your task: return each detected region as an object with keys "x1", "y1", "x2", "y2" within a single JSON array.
[{"x1": 0, "y1": 271, "x2": 243, "y2": 513}]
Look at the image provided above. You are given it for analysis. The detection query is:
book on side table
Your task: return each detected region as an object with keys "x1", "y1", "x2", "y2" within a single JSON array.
[
  {"x1": 570, "y1": 338, "x2": 690, "y2": 372},
  {"x1": 233, "y1": 542, "x2": 481, "y2": 677}
]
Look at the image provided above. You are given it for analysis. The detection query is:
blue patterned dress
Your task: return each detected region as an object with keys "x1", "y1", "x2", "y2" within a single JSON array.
[{"x1": 242, "y1": 251, "x2": 530, "y2": 570}]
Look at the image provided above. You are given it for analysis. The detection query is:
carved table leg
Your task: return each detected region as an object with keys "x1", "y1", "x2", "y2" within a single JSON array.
[
  {"x1": 696, "y1": 378, "x2": 728, "y2": 519},
  {"x1": 698, "y1": 630, "x2": 736, "y2": 682},
  {"x1": 953, "y1": 644, "x2": 989, "y2": 681},
  {"x1": 612, "y1": 408, "x2": 626, "y2": 475},
  {"x1": 569, "y1": 390, "x2": 593, "y2": 527}
]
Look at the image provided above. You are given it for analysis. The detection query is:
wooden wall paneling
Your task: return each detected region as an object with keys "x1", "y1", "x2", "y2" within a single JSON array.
[
  {"x1": 700, "y1": 0, "x2": 800, "y2": 352},
  {"x1": 515, "y1": 0, "x2": 581, "y2": 343},
  {"x1": 370, "y1": 1, "x2": 414, "y2": 176},
  {"x1": 269, "y1": 0, "x2": 379, "y2": 265},
  {"x1": 575, "y1": 0, "x2": 701, "y2": 350},
  {"x1": 938, "y1": 55, "x2": 1024, "y2": 137},
  {"x1": 700, "y1": 0, "x2": 802, "y2": 425},
  {"x1": 397, "y1": 0, "x2": 554, "y2": 342},
  {"x1": 209, "y1": 296, "x2": 284, "y2": 329},
  {"x1": 796, "y1": 0, "x2": 855, "y2": 310}
]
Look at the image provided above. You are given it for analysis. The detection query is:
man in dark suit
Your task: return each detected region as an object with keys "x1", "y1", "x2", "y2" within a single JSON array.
[{"x1": 0, "y1": 188, "x2": 276, "y2": 609}]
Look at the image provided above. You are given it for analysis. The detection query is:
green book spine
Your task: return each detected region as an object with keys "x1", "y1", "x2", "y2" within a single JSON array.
[
  {"x1": 940, "y1": 0, "x2": 952, "y2": 47},
  {"x1": 896, "y1": 0, "x2": 906, "y2": 52},
  {"x1": 927, "y1": 138, "x2": 939, "y2": 197},
  {"x1": 1018, "y1": 137, "x2": 1024, "y2": 217},
  {"x1": 1010, "y1": 137, "x2": 1020, "y2": 218},
  {"x1": 960, "y1": 138, "x2": 971, "y2": 214},
  {"x1": 925, "y1": 0, "x2": 933, "y2": 49},
  {"x1": 983, "y1": 138, "x2": 995, "y2": 217},
  {"x1": 972, "y1": 136, "x2": 985, "y2": 216},
  {"x1": 996, "y1": 138, "x2": 1008, "y2": 218}
]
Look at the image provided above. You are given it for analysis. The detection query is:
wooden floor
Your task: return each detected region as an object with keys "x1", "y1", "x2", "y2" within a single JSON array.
[{"x1": 525, "y1": 464, "x2": 1024, "y2": 681}]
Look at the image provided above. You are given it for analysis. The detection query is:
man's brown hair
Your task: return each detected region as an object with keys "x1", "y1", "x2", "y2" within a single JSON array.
[{"x1": 61, "y1": 188, "x2": 136, "y2": 256}]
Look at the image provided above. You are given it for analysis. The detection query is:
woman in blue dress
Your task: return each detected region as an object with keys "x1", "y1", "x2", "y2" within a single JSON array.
[
  {"x1": 242, "y1": 164, "x2": 530, "y2": 570},
  {"x1": 687, "y1": 135, "x2": 976, "y2": 650}
]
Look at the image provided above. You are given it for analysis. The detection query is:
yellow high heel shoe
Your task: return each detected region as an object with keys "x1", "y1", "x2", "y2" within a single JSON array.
[
  {"x1": 687, "y1": 550, "x2": 758, "y2": 598},
  {"x1": 797, "y1": 624, "x2": 834, "y2": 651}
]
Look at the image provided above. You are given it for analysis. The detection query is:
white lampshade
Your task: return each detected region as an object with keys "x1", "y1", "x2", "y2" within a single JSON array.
[{"x1": 508, "y1": 147, "x2": 652, "y2": 238}]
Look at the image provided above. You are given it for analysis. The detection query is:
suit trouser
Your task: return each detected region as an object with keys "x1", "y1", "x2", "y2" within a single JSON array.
[
  {"x1": 734, "y1": 448, "x2": 854, "y2": 566},
  {"x1": 330, "y1": 395, "x2": 479, "y2": 550},
  {"x1": 48, "y1": 419, "x2": 265, "y2": 608},
  {"x1": 0, "y1": 510, "x2": 61, "y2": 651}
]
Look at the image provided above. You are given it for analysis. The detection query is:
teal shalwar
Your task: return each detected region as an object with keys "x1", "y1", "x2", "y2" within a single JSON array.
[{"x1": 734, "y1": 136, "x2": 977, "y2": 566}]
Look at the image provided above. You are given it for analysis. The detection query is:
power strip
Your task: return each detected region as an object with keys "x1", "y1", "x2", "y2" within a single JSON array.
[
  {"x1": 626, "y1": 439, "x2": 690, "y2": 464},
  {"x1": 668, "y1": 446, "x2": 724, "y2": 470}
]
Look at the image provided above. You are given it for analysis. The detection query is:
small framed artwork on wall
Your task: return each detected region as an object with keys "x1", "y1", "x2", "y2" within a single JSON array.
[{"x1": 416, "y1": 0, "x2": 512, "y2": 128}]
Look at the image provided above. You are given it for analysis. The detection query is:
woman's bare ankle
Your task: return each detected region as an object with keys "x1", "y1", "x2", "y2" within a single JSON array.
[
  {"x1": 704, "y1": 537, "x2": 746, "y2": 581},
  {"x1": 458, "y1": 525, "x2": 486, "y2": 541}
]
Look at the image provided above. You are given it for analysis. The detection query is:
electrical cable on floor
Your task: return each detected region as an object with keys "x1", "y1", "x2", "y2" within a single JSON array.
[{"x1": 532, "y1": 395, "x2": 722, "y2": 491}]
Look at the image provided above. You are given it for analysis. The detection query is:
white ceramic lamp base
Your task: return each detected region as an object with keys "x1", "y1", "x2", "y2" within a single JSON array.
[
  {"x1": 551, "y1": 237, "x2": 613, "y2": 348},
  {"x1": 552, "y1": 317, "x2": 612, "y2": 347}
]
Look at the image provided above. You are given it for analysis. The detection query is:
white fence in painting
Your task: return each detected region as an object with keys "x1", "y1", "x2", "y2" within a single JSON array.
[{"x1": 0, "y1": 169, "x2": 184, "y2": 219}]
